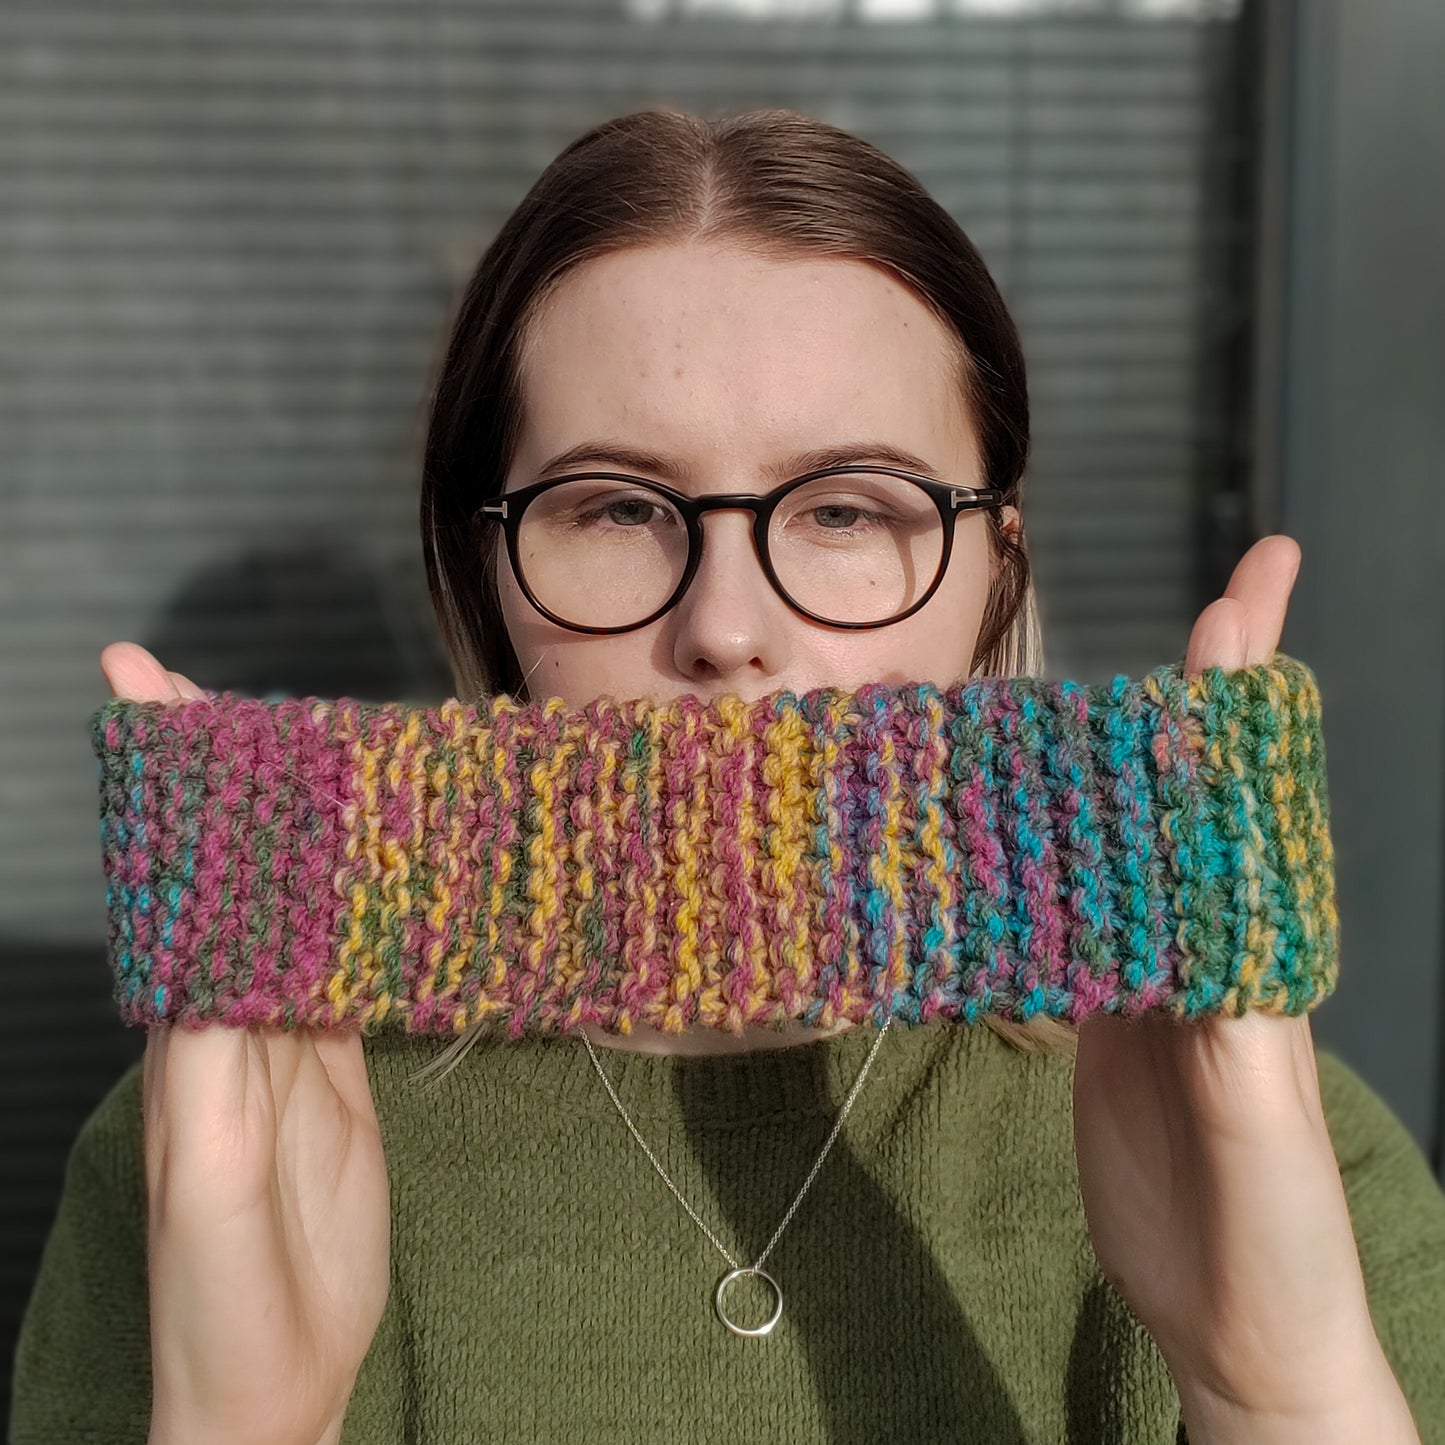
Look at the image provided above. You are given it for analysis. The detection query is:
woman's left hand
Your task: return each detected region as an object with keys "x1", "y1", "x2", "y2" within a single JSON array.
[{"x1": 1070, "y1": 534, "x2": 1419, "y2": 1443}]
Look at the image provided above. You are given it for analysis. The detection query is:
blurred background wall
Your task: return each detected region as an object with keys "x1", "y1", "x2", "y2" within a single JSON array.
[{"x1": 3, "y1": 0, "x2": 1442, "y2": 1418}]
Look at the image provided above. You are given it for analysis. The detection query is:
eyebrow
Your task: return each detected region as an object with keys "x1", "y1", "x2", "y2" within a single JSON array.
[{"x1": 530, "y1": 439, "x2": 947, "y2": 487}]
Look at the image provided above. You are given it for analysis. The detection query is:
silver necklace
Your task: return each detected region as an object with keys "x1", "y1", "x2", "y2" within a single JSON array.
[{"x1": 576, "y1": 1012, "x2": 892, "y2": 1337}]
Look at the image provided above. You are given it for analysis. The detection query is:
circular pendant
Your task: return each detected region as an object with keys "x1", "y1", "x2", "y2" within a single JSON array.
[{"x1": 714, "y1": 1265, "x2": 783, "y2": 1337}]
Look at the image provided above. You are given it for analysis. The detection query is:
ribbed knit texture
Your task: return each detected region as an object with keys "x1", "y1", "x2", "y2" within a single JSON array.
[
  {"x1": 13, "y1": 1024, "x2": 1445, "y2": 1444},
  {"x1": 90, "y1": 652, "x2": 1338, "y2": 1039}
]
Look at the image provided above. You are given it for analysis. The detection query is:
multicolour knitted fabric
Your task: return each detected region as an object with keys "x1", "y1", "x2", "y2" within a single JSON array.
[{"x1": 90, "y1": 652, "x2": 1339, "y2": 1038}]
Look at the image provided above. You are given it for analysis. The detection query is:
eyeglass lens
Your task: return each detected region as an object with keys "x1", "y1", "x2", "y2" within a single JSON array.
[{"x1": 513, "y1": 472, "x2": 945, "y2": 629}]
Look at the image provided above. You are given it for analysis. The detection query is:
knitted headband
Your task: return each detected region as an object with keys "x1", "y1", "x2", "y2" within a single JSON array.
[{"x1": 91, "y1": 652, "x2": 1339, "y2": 1039}]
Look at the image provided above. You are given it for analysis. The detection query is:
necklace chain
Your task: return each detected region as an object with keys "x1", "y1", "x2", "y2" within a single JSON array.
[{"x1": 576, "y1": 1012, "x2": 892, "y2": 1333}]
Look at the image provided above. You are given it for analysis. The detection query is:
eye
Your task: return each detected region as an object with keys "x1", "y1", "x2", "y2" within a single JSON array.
[
  {"x1": 805, "y1": 502, "x2": 893, "y2": 530},
  {"x1": 585, "y1": 497, "x2": 667, "y2": 528},
  {"x1": 531, "y1": 480, "x2": 681, "y2": 533}
]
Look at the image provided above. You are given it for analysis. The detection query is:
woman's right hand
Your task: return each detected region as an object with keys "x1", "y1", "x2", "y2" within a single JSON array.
[{"x1": 101, "y1": 643, "x2": 392, "y2": 1445}]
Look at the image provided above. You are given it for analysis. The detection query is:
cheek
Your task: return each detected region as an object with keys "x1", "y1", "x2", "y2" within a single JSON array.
[
  {"x1": 855, "y1": 541, "x2": 992, "y2": 684},
  {"x1": 494, "y1": 559, "x2": 564, "y2": 688},
  {"x1": 496, "y1": 557, "x2": 523, "y2": 613},
  {"x1": 495, "y1": 546, "x2": 554, "y2": 640},
  {"x1": 943, "y1": 534, "x2": 995, "y2": 612}
]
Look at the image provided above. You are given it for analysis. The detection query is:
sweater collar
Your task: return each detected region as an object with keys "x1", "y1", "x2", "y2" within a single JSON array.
[{"x1": 371, "y1": 1015, "x2": 981, "y2": 1128}]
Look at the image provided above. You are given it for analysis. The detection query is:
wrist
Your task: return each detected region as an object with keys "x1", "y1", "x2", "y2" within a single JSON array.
[
  {"x1": 148, "y1": 1407, "x2": 349, "y2": 1445},
  {"x1": 314, "y1": 1414, "x2": 348, "y2": 1445},
  {"x1": 1173, "y1": 1340, "x2": 1420, "y2": 1445}
]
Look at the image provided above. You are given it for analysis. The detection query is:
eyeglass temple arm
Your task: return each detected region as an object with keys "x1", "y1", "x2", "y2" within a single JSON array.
[{"x1": 951, "y1": 487, "x2": 1006, "y2": 510}]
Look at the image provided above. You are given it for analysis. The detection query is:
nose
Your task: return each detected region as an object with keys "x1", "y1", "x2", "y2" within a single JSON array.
[{"x1": 668, "y1": 505, "x2": 788, "y2": 687}]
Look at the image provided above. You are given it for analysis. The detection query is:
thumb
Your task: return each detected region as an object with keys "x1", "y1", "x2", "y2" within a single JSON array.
[{"x1": 100, "y1": 642, "x2": 206, "y2": 704}]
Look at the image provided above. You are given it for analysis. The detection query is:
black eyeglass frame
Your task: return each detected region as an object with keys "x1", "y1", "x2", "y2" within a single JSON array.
[{"x1": 473, "y1": 465, "x2": 1007, "y2": 635}]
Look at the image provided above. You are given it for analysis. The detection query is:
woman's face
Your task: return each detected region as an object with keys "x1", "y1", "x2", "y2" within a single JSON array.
[{"x1": 496, "y1": 239, "x2": 1019, "y2": 709}]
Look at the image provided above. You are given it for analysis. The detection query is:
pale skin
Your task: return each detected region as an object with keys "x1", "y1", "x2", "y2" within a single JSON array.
[{"x1": 101, "y1": 238, "x2": 1419, "y2": 1442}]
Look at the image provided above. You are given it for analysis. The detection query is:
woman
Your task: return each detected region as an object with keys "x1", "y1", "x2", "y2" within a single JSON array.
[{"x1": 14, "y1": 108, "x2": 1445, "y2": 1445}]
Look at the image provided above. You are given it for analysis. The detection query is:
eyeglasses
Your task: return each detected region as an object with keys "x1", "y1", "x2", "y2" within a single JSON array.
[{"x1": 472, "y1": 465, "x2": 1006, "y2": 635}]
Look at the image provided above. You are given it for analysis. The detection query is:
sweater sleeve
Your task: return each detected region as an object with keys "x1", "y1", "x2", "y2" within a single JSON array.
[
  {"x1": 8, "y1": 1058, "x2": 153, "y2": 1445},
  {"x1": 1178, "y1": 1048, "x2": 1445, "y2": 1445},
  {"x1": 1315, "y1": 1046, "x2": 1445, "y2": 1442}
]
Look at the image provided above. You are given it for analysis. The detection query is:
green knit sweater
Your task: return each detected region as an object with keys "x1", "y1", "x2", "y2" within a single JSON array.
[{"x1": 11, "y1": 1020, "x2": 1445, "y2": 1444}]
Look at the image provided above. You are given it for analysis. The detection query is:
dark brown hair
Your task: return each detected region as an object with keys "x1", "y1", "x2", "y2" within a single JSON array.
[{"x1": 412, "y1": 106, "x2": 1075, "y2": 1073}]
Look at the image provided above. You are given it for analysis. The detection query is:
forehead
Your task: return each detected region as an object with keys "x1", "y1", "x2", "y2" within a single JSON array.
[{"x1": 512, "y1": 242, "x2": 974, "y2": 479}]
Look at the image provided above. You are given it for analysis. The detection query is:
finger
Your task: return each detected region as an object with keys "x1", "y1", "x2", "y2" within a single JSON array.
[
  {"x1": 100, "y1": 642, "x2": 180, "y2": 704},
  {"x1": 1184, "y1": 596, "x2": 1249, "y2": 679},
  {"x1": 1183, "y1": 536, "x2": 1302, "y2": 680},
  {"x1": 312, "y1": 1029, "x2": 374, "y2": 1117},
  {"x1": 143, "y1": 1024, "x2": 167, "y2": 1111},
  {"x1": 165, "y1": 669, "x2": 209, "y2": 701},
  {"x1": 141, "y1": 1026, "x2": 171, "y2": 1199},
  {"x1": 1220, "y1": 534, "x2": 1301, "y2": 666},
  {"x1": 259, "y1": 1027, "x2": 306, "y2": 1114},
  {"x1": 158, "y1": 1025, "x2": 273, "y2": 1177}
]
